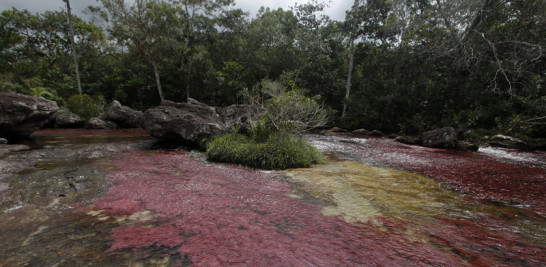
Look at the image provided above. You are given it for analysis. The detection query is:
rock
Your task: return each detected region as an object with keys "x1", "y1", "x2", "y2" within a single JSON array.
[
  {"x1": 420, "y1": 127, "x2": 458, "y2": 149},
  {"x1": 52, "y1": 109, "x2": 82, "y2": 128},
  {"x1": 352, "y1": 129, "x2": 371, "y2": 136},
  {"x1": 0, "y1": 182, "x2": 9, "y2": 192},
  {"x1": 456, "y1": 141, "x2": 479, "y2": 152},
  {"x1": 459, "y1": 129, "x2": 474, "y2": 140},
  {"x1": 85, "y1": 117, "x2": 117, "y2": 129},
  {"x1": 101, "y1": 100, "x2": 143, "y2": 128},
  {"x1": 488, "y1": 134, "x2": 528, "y2": 149},
  {"x1": 322, "y1": 127, "x2": 347, "y2": 135},
  {"x1": 370, "y1": 130, "x2": 384, "y2": 137},
  {"x1": 219, "y1": 104, "x2": 263, "y2": 133},
  {"x1": 394, "y1": 136, "x2": 421, "y2": 145},
  {"x1": 0, "y1": 138, "x2": 7, "y2": 144},
  {"x1": 0, "y1": 92, "x2": 59, "y2": 139},
  {"x1": 187, "y1": 98, "x2": 202, "y2": 105},
  {"x1": 0, "y1": 144, "x2": 31, "y2": 157},
  {"x1": 142, "y1": 100, "x2": 223, "y2": 149}
]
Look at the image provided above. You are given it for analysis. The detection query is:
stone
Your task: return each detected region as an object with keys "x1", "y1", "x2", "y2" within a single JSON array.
[
  {"x1": 52, "y1": 109, "x2": 82, "y2": 128},
  {"x1": 0, "y1": 182, "x2": 10, "y2": 192},
  {"x1": 328, "y1": 127, "x2": 347, "y2": 133},
  {"x1": 219, "y1": 104, "x2": 263, "y2": 133},
  {"x1": 394, "y1": 136, "x2": 421, "y2": 145},
  {"x1": 142, "y1": 100, "x2": 223, "y2": 149},
  {"x1": 0, "y1": 144, "x2": 31, "y2": 157},
  {"x1": 323, "y1": 127, "x2": 347, "y2": 135},
  {"x1": 352, "y1": 129, "x2": 371, "y2": 136},
  {"x1": 101, "y1": 100, "x2": 143, "y2": 128},
  {"x1": 488, "y1": 134, "x2": 529, "y2": 150},
  {"x1": 420, "y1": 127, "x2": 458, "y2": 149},
  {"x1": 0, "y1": 92, "x2": 59, "y2": 139},
  {"x1": 456, "y1": 141, "x2": 479, "y2": 152},
  {"x1": 0, "y1": 138, "x2": 7, "y2": 144},
  {"x1": 187, "y1": 98, "x2": 202, "y2": 105},
  {"x1": 370, "y1": 130, "x2": 384, "y2": 137},
  {"x1": 85, "y1": 117, "x2": 118, "y2": 129}
]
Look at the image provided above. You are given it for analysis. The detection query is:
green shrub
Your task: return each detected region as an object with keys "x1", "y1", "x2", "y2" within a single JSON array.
[
  {"x1": 65, "y1": 94, "x2": 105, "y2": 121},
  {"x1": 206, "y1": 132, "x2": 322, "y2": 170}
]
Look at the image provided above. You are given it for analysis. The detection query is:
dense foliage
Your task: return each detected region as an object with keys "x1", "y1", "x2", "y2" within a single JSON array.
[
  {"x1": 65, "y1": 94, "x2": 105, "y2": 120},
  {"x1": 0, "y1": 0, "x2": 544, "y2": 138},
  {"x1": 242, "y1": 80, "x2": 329, "y2": 134},
  {"x1": 208, "y1": 79, "x2": 326, "y2": 169},
  {"x1": 207, "y1": 132, "x2": 322, "y2": 169}
]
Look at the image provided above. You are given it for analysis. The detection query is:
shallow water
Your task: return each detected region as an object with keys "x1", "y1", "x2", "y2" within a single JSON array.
[{"x1": 0, "y1": 130, "x2": 544, "y2": 266}]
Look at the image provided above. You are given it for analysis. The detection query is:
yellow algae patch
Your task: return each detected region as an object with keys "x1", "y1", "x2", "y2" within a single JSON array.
[
  {"x1": 127, "y1": 211, "x2": 155, "y2": 222},
  {"x1": 22, "y1": 226, "x2": 49, "y2": 246},
  {"x1": 87, "y1": 209, "x2": 158, "y2": 223},
  {"x1": 284, "y1": 158, "x2": 466, "y2": 224}
]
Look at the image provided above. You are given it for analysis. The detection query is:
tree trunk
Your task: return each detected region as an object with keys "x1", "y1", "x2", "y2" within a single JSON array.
[
  {"x1": 152, "y1": 63, "x2": 165, "y2": 102},
  {"x1": 65, "y1": 0, "x2": 82, "y2": 96},
  {"x1": 186, "y1": 53, "x2": 193, "y2": 102},
  {"x1": 342, "y1": 0, "x2": 359, "y2": 118},
  {"x1": 435, "y1": 0, "x2": 452, "y2": 29},
  {"x1": 459, "y1": 0, "x2": 496, "y2": 47},
  {"x1": 135, "y1": 39, "x2": 164, "y2": 102},
  {"x1": 342, "y1": 39, "x2": 355, "y2": 118}
]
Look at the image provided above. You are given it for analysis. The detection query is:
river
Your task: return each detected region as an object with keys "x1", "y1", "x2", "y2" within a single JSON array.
[{"x1": 0, "y1": 129, "x2": 544, "y2": 266}]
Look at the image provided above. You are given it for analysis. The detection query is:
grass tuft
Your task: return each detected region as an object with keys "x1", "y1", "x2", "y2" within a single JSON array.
[{"x1": 206, "y1": 132, "x2": 322, "y2": 169}]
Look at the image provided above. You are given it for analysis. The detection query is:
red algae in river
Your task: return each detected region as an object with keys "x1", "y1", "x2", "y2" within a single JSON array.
[
  {"x1": 342, "y1": 137, "x2": 546, "y2": 215},
  {"x1": 422, "y1": 215, "x2": 546, "y2": 267},
  {"x1": 93, "y1": 150, "x2": 466, "y2": 266}
]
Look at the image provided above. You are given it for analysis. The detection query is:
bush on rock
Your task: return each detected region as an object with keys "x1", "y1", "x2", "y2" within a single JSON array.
[{"x1": 206, "y1": 80, "x2": 327, "y2": 169}]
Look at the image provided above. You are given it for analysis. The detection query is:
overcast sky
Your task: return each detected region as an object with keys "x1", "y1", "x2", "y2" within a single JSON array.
[{"x1": 0, "y1": 0, "x2": 353, "y2": 21}]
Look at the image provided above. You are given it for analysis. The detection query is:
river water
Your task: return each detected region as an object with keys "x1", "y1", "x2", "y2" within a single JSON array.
[{"x1": 0, "y1": 130, "x2": 544, "y2": 266}]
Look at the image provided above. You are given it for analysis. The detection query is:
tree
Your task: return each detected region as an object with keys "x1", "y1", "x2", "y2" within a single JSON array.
[
  {"x1": 97, "y1": 0, "x2": 181, "y2": 101},
  {"x1": 342, "y1": 0, "x2": 360, "y2": 118},
  {"x1": 0, "y1": 8, "x2": 102, "y2": 98},
  {"x1": 64, "y1": 0, "x2": 82, "y2": 95},
  {"x1": 243, "y1": 80, "x2": 329, "y2": 134},
  {"x1": 243, "y1": 8, "x2": 299, "y2": 81},
  {"x1": 172, "y1": 0, "x2": 235, "y2": 102}
]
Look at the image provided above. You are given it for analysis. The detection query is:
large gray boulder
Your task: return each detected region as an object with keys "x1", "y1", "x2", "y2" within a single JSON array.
[
  {"x1": 420, "y1": 127, "x2": 458, "y2": 149},
  {"x1": 394, "y1": 135, "x2": 421, "y2": 145},
  {"x1": 488, "y1": 134, "x2": 529, "y2": 149},
  {"x1": 142, "y1": 100, "x2": 223, "y2": 148},
  {"x1": 0, "y1": 92, "x2": 59, "y2": 139},
  {"x1": 85, "y1": 117, "x2": 117, "y2": 129},
  {"x1": 101, "y1": 100, "x2": 143, "y2": 128},
  {"x1": 52, "y1": 109, "x2": 83, "y2": 128}
]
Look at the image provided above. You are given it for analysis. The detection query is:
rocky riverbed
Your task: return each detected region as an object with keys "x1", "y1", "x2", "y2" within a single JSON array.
[{"x1": 0, "y1": 130, "x2": 544, "y2": 266}]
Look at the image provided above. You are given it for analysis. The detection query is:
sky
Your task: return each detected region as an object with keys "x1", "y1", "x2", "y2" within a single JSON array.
[{"x1": 0, "y1": 0, "x2": 353, "y2": 21}]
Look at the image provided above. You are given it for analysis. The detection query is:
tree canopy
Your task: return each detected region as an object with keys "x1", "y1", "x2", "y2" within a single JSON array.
[{"x1": 0, "y1": 0, "x2": 544, "y2": 138}]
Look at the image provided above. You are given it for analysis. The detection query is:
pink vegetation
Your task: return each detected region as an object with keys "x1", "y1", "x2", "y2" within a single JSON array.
[
  {"x1": 356, "y1": 138, "x2": 546, "y2": 216},
  {"x1": 423, "y1": 216, "x2": 546, "y2": 267},
  {"x1": 95, "y1": 151, "x2": 467, "y2": 266}
]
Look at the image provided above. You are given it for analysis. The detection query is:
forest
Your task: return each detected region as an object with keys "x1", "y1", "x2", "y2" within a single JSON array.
[{"x1": 1, "y1": 0, "x2": 545, "y2": 138}]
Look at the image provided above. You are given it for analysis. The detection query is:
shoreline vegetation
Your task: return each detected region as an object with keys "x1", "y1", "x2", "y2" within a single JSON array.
[{"x1": 0, "y1": 0, "x2": 544, "y2": 151}]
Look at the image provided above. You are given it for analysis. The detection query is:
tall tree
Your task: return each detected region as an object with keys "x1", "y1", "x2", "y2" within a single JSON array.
[
  {"x1": 342, "y1": 0, "x2": 360, "y2": 118},
  {"x1": 64, "y1": 0, "x2": 82, "y2": 95},
  {"x1": 173, "y1": 0, "x2": 235, "y2": 102},
  {"x1": 98, "y1": 0, "x2": 181, "y2": 101}
]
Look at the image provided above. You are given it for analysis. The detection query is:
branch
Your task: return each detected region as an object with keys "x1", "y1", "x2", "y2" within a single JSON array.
[{"x1": 475, "y1": 30, "x2": 513, "y2": 94}]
